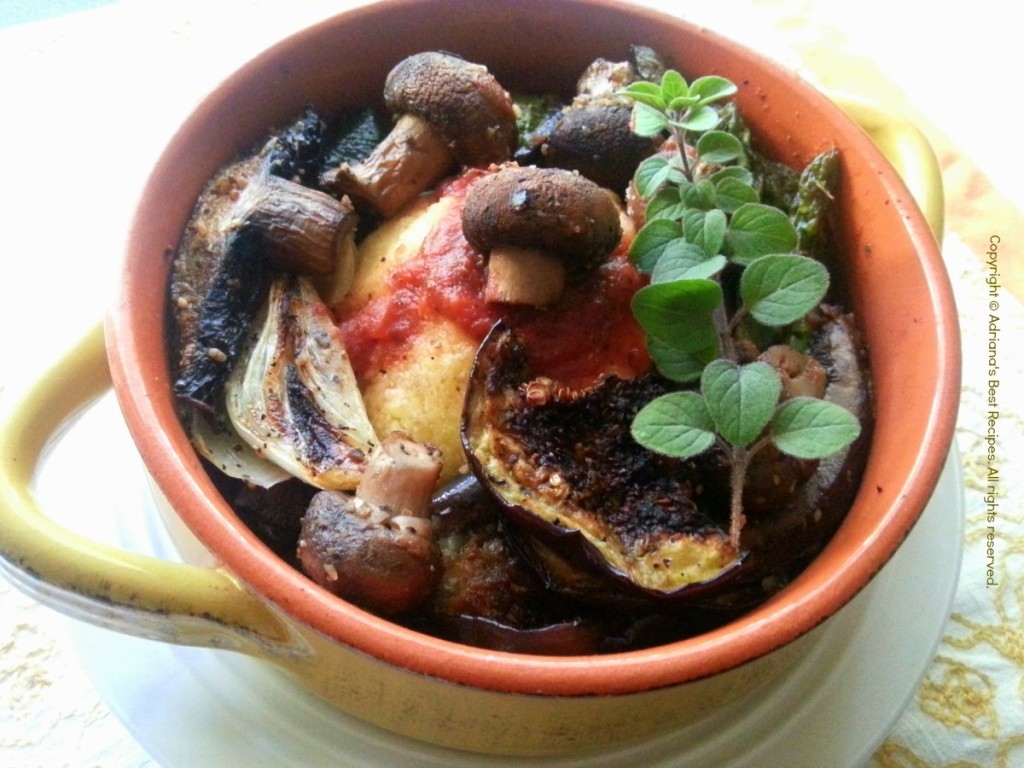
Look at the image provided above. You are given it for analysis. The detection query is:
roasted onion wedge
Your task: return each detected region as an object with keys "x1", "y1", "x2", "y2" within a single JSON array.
[{"x1": 225, "y1": 274, "x2": 379, "y2": 490}]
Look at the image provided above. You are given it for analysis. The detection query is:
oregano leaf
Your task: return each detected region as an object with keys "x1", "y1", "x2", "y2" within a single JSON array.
[
  {"x1": 674, "y1": 104, "x2": 721, "y2": 132},
  {"x1": 683, "y1": 179, "x2": 717, "y2": 211},
  {"x1": 668, "y1": 94, "x2": 701, "y2": 111},
  {"x1": 702, "y1": 209, "x2": 727, "y2": 257},
  {"x1": 711, "y1": 166, "x2": 754, "y2": 186},
  {"x1": 648, "y1": 336, "x2": 714, "y2": 383},
  {"x1": 682, "y1": 208, "x2": 706, "y2": 244},
  {"x1": 770, "y1": 397, "x2": 861, "y2": 459},
  {"x1": 701, "y1": 360, "x2": 781, "y2": 447},
  {"x1": 620, "y1": 81, "x2": 665, "y2": 110},
  {"x1": 696, "y1": 131, "x2": 744, "y2": 164},
  {"x1": 645, "y1": 186, "x2": 686, "y2": 222},
  {"x1": 726, "y1": 203, "x2": 798, "y2": 265},
  {"x1": 632, "y1": 102, "x2": 670, "y2": 136},
  {"x1": 633, "y1": 155, "x2": 673, "y2": 198},
  {"x1": 651, "y1": 241, "x2": 710, "y2": 283},
  {"x1": 631, "y1": 391, "x2": 716, "y2": 458},
  {"x1": 740, "y1": 253, "x2": 830, "y2": 326},
  {"x1": 652, "y1": 242, "x2": 725, "y2": 283},
  {"x1": 629, "y1": 218, "x2": 682, "y2": 273},
  {"x1": 631, "y1": 278, "x2": 722, "y2": 353},
  {"x1": 660, "y1": 70, "x2": 690, "y2": 102},
  {"x1": 689, "y1": 75, "x2": 738, "y2": 105},
  {"x1": 714, "y1": 176, "x2": 760, "y2": 213}
]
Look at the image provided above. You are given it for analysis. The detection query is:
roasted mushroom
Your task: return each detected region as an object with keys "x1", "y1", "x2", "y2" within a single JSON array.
[
  {"x1": 516, "y1": 49, "x2": 664, "y2": 192},
  {"x1": 297, "y1": 432, "x2": 443, "y2": 615},
  {"x1": 323, "y1": 52, "x2": 518, "y2": 218},
  {"x1": 460, "y1": 165, "x2": 623, "y2": 306}
]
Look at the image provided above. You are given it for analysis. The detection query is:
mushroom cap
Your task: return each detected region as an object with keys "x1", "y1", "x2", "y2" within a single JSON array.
[
  {"x1": 461, "y1": 165, "x2": 623, "y2": 268},
  {"x1": 384, "y1": 51, "x2": 518, "y2": 167},
  {"x1": 539, "y1": 102, "x2": 661, "y2": 192}
]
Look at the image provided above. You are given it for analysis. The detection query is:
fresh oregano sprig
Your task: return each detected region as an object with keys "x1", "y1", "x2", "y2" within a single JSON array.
[{"x1": 620, "y1": 70, "x2": 861, "y2": 548}]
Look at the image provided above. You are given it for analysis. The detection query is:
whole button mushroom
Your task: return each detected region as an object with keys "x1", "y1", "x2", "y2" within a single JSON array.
[
  {"x1": 324, "y1": 52, "x2": 518, "y2": 218},
  {"x1": 297, "y1": 431, "x2": 444, "y2": 615},
  {"x1": 461, "y1": 165, "x2": 623, "y2": 306}
]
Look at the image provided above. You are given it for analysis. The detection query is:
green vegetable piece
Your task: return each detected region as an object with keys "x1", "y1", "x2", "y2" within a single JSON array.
[
  {"x1": 631, "y1": 278, "x2": 723, "y2": 353},
  {"x1": 771, "y1": 397, "x2": 861, "y2": 459},
  {"x1": 701, "y1": 360, "x2": 781, "y2": 447},
  {"x1": 793, "y1": 148, "x2": 841, "y2": 259},
  {"x1": 739, "y1": 253, "x2": 830, "y2": 327},
  {"x1": 726, "y1": 203, "x2": 798, "y2": 265},
  {"x1": 631, "y1": 391, "x2": 716, "y2": 458}
]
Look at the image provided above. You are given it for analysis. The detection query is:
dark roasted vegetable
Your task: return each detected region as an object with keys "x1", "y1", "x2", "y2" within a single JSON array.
[
  {"x1": 462, "y1": 313, "x2": 872, "y2": 608},
  {"x1": 462, "y1": 322, "x2": 746, "y2": 604},
  {"x1": 170, "y1": 109, "x2": 352, "y2": 410}
]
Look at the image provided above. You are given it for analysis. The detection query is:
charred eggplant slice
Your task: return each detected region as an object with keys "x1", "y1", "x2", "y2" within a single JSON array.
[
  {"x1": 462, "y1": 313, "x2": 872, "y2": 608},
  {"x1": 462, "y1": 322, "x2": 746, "y2": 603}
]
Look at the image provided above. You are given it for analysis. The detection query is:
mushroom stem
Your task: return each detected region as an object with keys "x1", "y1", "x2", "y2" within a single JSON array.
[
  {"x1": 356, "y1": 431, "x2": 444, "y2": 518},
  {"x1": 484, "y1": 245, "x2": 567, "y2": 306},
  {"x1": 236, "y1": 174, "x2": 358, "y2": 275},
  {"x1": 759, "y1": 344, "x2": 828, "y2": 400},
  {"x1": 327, "y1": 113, "x2": 455, "y2": 218}
]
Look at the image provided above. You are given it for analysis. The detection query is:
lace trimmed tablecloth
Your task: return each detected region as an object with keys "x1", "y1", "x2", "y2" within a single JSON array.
[{"x1": 1, "y1": 2, "x2": 1021, "y2": 766}]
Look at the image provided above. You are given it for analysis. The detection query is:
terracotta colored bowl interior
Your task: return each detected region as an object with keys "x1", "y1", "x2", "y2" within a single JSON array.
[{"x1": 106, "y1": 0, "x2": 960, "y2": 697}]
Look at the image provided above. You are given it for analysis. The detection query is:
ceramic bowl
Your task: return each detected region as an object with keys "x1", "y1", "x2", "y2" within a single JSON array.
[{"x1": 0, "y1": 0, "x2": 959, "y2": 756}]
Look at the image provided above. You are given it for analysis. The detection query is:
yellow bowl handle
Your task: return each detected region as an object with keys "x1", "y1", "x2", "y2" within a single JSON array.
[
  {"x1": 832, "y1": 92, "x2": 945, "y2": 241},
  {"x1": 0, "y1": 322, "x2": 295, "y2": 653}
]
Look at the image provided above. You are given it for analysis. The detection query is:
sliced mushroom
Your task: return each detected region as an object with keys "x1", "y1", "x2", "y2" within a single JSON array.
[
  {"x1": 225, "y1": 274, "x2": 379, "y2": 490},
  {"x1": 233, "y1": 173, "x2": 357, "y2": 275},
  {"x1": 297, "y1": 432, "x2": 443, "y2": 615},
  {"x1": 460, "y1": 165, "x2": 623, "y2": 306},
  {"x1": 323, "y1": 52, "x2": 518, "y2": 218}
]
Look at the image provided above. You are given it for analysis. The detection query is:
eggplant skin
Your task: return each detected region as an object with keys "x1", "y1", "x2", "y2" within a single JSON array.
[
  {"x1": 462, "y1": 322, "x2": 746, "y2": 605},
  {"x1": 171, "y1": 221, "x2": 274, "y2": 409}
]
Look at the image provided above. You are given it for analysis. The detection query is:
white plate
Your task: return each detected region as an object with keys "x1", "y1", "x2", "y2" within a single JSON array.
[{"x1": 38, "y1": 394, "x2": 963, "y2": 768}]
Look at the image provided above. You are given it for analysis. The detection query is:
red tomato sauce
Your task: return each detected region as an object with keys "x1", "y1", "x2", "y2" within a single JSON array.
[{"x1": 336, "y1": 171, "x2": 650, "y2": 388}]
